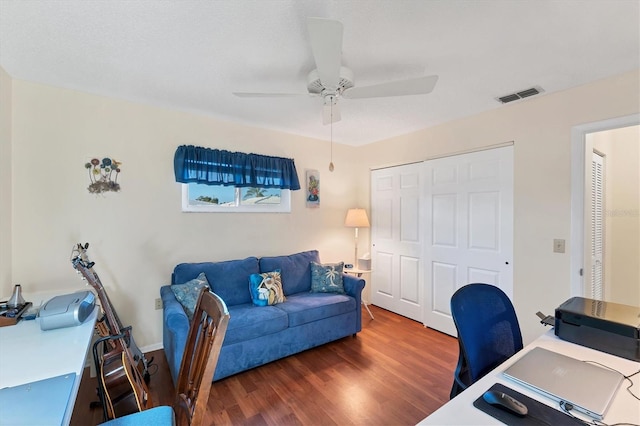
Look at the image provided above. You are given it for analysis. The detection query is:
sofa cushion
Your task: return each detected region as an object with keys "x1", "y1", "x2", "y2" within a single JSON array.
[
  {"x1": 310, "y1": 261, "x2": 345, "y2": 294},
  {"x1": 249, "y1": 270, "x2": 286, "y2": 306},
  {"x1": 173, "y1": 257, "x2": 259, "y2": 306},
  {"x1": 224, "y1": 303, "x2": 288, "y2": 345},
  {"x1": 274, "y1": 292, "x2": 356, "y2": 327},
  {"x1": 259, "y1": 250, "x2": 320, "y2": 295},
  {"x1": 171, "y1": 272, "x2": 209, "y2": 320}
]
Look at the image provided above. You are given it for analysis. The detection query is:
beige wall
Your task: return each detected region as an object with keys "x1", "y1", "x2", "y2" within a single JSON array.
[
  {"x1": 592, "y1": 126, "x2": 640, "y2": 306},
  {"x1": 608, "y1": 127, "x2": 640, "y2": 307},
  {"x1": 361, "y1": 69, "x2": 640, "y2": 344},
  {"x1": 9, "y1": 79, "x2": 362, "y2": 349},
  {"x1": 5, "y1": 68, "x2": 640, "y2": 349},
  {"x1": 0, "y1": 66, "x2": 12, "y2": 297}
]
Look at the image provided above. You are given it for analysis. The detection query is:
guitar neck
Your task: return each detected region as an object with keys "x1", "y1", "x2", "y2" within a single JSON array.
[
  {"x1": 72, "y1": 247, "x2": 126, "y2": 338},
  {"x1": 89, "y1": 269, "x2": 125, "y2": 334},
  {"x1": 97, "y1": 287, "x2": 123, "y2": 337}
]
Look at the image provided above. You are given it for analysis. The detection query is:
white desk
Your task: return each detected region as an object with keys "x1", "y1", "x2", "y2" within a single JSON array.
[
  {"x1": 0, "y1": 307, "x2": 98, "y2": 425},
  {"x1": 419, "y1": 330, "x2": 640, "y2": 425}
]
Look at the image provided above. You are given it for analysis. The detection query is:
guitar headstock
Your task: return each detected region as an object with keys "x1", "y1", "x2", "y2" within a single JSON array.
[
  {"x1": 71, "y1": 242, "x2": 99, "y2": 289},
  {"x1": 71, "y1": 243, "x2": 94, "y2": 268}
]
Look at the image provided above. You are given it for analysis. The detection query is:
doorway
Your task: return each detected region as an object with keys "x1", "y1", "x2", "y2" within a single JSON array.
[{"x1": 570, "y1": 115, "x2": 640, "y2": 307}]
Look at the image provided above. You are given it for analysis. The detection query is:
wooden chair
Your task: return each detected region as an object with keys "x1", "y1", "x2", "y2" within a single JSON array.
[{"x1": 100, "y1": 288, "x2": 230, "y2": 426}]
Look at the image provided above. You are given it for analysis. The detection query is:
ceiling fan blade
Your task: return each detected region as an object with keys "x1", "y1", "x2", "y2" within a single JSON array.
[
  {"x1": 343, "y1": 75, "x2": 439, "y2": 99},
  {"x1": 233, "y1": 92, "x2": 310, "y2": 98},
  {"x1": 307, "y1": 17, "x2": 343, "y2": 90},
  {"x1": 322, "y1": 102, "x2": 341, "y2": 125}
]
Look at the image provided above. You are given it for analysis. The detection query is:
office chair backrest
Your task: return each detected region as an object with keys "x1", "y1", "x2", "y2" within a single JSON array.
[
  {"x1": 451, "y1": 283, "x2": 522, "y2": 385},
  {"x1": 174, "y1": 288, "x2": 230, "y2": 426}
]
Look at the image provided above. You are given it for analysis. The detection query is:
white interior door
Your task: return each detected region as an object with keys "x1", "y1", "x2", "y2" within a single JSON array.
[
  {"x1": 423, "y1": 146, "x2": 514, "y2": 336},
  {"x1": 370, "y1": 163, "x2": 424, "y2": 322}
]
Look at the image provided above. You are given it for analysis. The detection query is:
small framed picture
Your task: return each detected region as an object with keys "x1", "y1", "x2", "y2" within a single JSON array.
[{"x1": 306, "y1": 170, "x2": 320, "y2": 208}]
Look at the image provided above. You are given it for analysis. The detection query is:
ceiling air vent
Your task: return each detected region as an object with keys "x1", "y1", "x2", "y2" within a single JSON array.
[
  {"x1": 498, "y1": 94, "x2": 521, "y2": 104},
  {"x1": 496, "y1": 86, "x2": 544, "y2": 104}
]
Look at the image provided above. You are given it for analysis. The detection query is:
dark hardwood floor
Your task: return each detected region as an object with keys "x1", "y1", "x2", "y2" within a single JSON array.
[{"x1": 71, "y1": 305, "x2": 458, "y2": 425}]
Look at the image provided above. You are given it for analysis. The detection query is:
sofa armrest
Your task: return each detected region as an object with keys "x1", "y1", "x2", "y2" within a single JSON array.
[
  {"x1": 343, "y1": 274, "x2": 365, "y2": 333},
  {"x1": 160, "y1": 285, "x2": 189, "y2": 330},
  {"x1": 160, "y1": 285, "x2": 189, "y2": 384},
  {"x1": 343, "y1": 273, "x2": 365, "y2": 299}
]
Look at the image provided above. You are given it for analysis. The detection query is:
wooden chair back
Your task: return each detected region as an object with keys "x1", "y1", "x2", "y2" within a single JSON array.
[{"x1": 173, "y1": 288, "x2": 230, "y2": 426}]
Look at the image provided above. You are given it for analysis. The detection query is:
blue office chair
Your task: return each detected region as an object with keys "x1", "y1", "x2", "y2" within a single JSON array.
[
  {"x1": 449, "y1": 283, "x2": 523, "y2": 399},
  {"x1": 100, "y1": 288, "x2": 230, "y2": 426}
]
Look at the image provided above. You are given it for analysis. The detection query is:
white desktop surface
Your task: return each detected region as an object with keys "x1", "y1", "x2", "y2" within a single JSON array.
[
  {"x1": 419, "y1": 329, "x2": 640, "y2": 425},
  {"x1": 0, "y1": 307, "x2": 98, "y2": 425}
]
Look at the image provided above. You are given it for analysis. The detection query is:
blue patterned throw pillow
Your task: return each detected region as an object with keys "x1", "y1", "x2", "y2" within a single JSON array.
[
  {"x1": 249, "y1": 270, "x2": 286, "y2": 306},
  {"x1": 310, "y1": 261, "x2": 345, "y2": 294},
  {"x1": 171, "y1": 272, "x2": 210, "y2": 320}
]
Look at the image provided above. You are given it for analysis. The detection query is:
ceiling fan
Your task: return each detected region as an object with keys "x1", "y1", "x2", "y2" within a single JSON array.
[{"x1": 233, "y1": 17, "x2": 439, "y2": 125}]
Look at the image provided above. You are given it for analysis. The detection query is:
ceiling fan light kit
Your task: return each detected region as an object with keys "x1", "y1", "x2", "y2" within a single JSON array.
[{"x1": 323, "y1": 94, "x2": 341, "y2": 125}]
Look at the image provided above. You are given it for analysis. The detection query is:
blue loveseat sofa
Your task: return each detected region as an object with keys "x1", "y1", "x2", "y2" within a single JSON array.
[{"x1": 160, "y1": 250, "x2": 365, "y2": 383}]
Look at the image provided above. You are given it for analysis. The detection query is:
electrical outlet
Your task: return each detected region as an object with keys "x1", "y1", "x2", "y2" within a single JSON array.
[
  {"x1": 553, "y1": 239, "x2": 566, "y2": 253},
  {"x1": 155, "y1": 298, "x2": 163, "y2": 310}
]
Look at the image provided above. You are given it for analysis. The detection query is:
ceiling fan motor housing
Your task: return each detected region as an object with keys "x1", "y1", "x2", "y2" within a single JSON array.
[{"x1": 307, "y1": 66, "x2": 354, "y2": 97}]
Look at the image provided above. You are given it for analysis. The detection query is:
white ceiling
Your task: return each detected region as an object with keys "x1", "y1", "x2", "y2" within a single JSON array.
[{"x1": 1, "y1": 0, "x2": 638, "y2": 146}]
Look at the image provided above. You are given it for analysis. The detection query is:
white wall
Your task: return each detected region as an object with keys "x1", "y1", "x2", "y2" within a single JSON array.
[
  {"x1": 9, "y1": 79, "x2": 362, "y2": 350},
  {"x1": 592, "y1": 126, "x2": 640, "y2": 306},
  {"x1": 360, "y1": 69, "x2": 640, "y2": 344},
  {"x1": 0, "y1": 66, "x2": 12, "y2": 297}
]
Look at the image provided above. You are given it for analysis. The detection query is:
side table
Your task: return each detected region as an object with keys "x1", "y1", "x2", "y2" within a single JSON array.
[{"x1": 344, "y1": 268, "x2": 375, "y2": 320}]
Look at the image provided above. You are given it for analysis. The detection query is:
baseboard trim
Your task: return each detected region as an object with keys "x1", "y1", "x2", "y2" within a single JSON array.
[{"x1": 141, "y1": 342, "x2": 163, "y2": 353}]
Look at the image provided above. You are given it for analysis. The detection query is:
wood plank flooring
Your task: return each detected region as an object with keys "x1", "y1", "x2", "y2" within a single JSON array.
[{"x1": 71, "y1": 305, "x2": 458, "y2": 425}]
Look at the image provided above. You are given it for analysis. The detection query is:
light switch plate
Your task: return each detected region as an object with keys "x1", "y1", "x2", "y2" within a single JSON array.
[{"x1": 553, "y1": 239, "x2": 565, "y2": 253}]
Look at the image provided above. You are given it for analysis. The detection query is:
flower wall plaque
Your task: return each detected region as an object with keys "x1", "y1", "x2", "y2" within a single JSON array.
[{"x1": 85, "y1": 157, "x2": 122, "y2": 194}]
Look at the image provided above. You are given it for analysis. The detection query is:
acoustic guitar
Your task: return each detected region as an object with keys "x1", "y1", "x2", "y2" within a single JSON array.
[{"x1": 71, "y1": 242, "x2": 153, "y2": 419}]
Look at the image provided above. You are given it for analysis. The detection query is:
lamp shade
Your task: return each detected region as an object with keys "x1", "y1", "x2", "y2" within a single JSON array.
[{"x1": 344, "y1": 208, "x2": 370, "y2": 228}]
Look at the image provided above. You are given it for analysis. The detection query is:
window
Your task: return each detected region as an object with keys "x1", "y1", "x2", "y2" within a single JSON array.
[
  {"x1": 175, "y1": 145, "x2": 299, "y2": 213},
  {"x1": 182, "y1": 183, "x2": 291, "y2": 213}
]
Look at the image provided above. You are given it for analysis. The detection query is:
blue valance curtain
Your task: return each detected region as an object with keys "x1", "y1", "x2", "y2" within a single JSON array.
[{"x1": 174, "y1": 145, "x2": 301, "y2": 190}]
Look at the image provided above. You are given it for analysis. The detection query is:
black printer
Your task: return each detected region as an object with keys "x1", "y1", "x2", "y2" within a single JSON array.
[{"x1": 555, "y1": 297, "x2": 640, "y2": 361}]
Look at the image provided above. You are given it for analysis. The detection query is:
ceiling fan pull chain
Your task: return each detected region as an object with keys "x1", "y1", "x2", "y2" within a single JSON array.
[{"x1": 329, "y1": 98, "x2": 335, "y2": 172}]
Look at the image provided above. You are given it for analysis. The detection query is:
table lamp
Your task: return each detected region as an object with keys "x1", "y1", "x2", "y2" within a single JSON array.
[{"x1": 344, "y1": 208, "x2": 370, "y2": 265}]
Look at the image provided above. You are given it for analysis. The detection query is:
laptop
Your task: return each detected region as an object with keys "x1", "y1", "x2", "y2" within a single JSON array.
[
  {"x1": 503, "y1": 347, "x2": 624, "y2": 420},
  {"x1": 0, "y1": 372, "x2": 76, "y2": 425}
]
